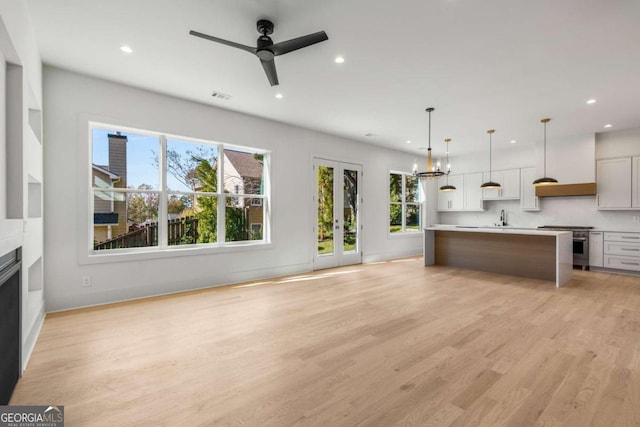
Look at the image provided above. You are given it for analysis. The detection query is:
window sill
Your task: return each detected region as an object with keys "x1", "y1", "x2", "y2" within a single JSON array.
[{"x1": 80, "y1": 241, "x2": 273, "y2": 265}]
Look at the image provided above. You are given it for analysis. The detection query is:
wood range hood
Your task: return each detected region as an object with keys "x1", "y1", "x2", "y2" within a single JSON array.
[{"x1": 535, "y1": 182, "x2": 597, "y2": 197}]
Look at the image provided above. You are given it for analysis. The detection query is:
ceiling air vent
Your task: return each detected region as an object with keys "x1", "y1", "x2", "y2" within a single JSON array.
[{"x1": 211, "y1": 91, "x2": 232, "y2": 101}]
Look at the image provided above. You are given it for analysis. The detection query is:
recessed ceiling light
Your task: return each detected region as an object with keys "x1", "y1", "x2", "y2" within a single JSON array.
[
  {"x1": 406, "y1": 140, "x2": 412, "y2": 144},
  {"x1": 275, "y1": 93, "x2": 283, "y2": 99},
  {"x1": 586, "y1": 99, "x2": 597, "y2": 104},
  {"x1": 120, "y1": 45, "x2": 133, "y2": 54},
  {"x1": 334, "y1": 56, "x2": 345, "y2": 64},
  {"x1": 604, "y1": 124, "x2": 612, "y2": 128},
  {"x1": 510, "y1": 140, "x2": 516, "y2": 144}
]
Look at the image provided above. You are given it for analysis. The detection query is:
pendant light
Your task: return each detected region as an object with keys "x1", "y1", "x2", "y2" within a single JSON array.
[
  {"x1": 415, "y1": 107, "x2": 445, "y2": 179},
  {"x1": 439, "y1": 139, "x2": 456, "y2": 192},
  {"x1": 480, "y1": 129, "x2": 501, "y2": 189},
  {"x1": 533, "y1": 118, "x2": 558, "y2": 186}
]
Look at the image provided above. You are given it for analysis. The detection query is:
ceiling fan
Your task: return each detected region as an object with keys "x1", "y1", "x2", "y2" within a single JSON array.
[{"x1": 190, "y1": 20, "x2": 328, "y2": 87}]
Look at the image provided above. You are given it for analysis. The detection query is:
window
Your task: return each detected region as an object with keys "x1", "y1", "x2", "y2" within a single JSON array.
[
  {"x1": 90, "y1": 124, "x2": 269, "y2": 253},
  {"x1": 389, "y1": 172, "x2": 422, "y2": 233}
]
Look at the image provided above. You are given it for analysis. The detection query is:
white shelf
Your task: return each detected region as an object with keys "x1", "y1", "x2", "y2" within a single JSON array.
[{"x1": 28, "y1": 256, "x2": 43, "y2": 291}]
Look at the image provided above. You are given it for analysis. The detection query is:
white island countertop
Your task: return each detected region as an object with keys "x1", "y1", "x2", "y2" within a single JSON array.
[{"x1": 425, "y1": 226, "x2": 571, "y2": 237}]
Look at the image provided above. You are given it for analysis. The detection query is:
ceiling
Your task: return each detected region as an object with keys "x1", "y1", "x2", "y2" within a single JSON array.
[{"x1": 25, "y1": 0, "x2": 640, "y2": 158}]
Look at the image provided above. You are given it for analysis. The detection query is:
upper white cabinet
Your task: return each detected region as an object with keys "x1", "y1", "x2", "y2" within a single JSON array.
[
  {"x1": 596, "y1": 157, "x2": 633, "y2": 209},
  {"x1": 463, "y1": 173, "x2": 485, "y2": 211},
  {"x1": 520, "y1": 167, "x2": 540, "y2": 211},
  {"x1": 482, "y1": 169, "x2": 520, "y2": 200},
  {"x1": 437, "y1": 175, "x2": 464, "y2": 211}
]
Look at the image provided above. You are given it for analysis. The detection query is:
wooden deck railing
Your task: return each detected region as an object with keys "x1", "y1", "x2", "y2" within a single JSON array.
[{"x1": 94, "y1": 216, "x2": 199, "y2": 250}]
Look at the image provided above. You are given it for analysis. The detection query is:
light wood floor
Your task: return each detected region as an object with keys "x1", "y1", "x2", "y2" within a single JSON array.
[{"x1": 11, "y1": 258, "x2": 640, "y2": 426}]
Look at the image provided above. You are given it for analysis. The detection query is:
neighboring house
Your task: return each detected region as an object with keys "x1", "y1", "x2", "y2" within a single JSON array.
[
  {"x1": 92, "y1": 134, "x2": 128, "y2": 242},
  {"x1": 223, "y1": 150, "x2": 264, "y2": 237},
  {"x1": 92, "y1": 164, "x2": 120, "y2": 242}
]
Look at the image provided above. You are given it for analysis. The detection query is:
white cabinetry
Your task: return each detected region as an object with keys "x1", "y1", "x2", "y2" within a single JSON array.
[
  {"x1": 596, "y1": 157, "x2": 632, "y2": 209},
  {"x1": 520, "y1": 167, "x2": 540, "y2": 211},
  {"x1": 589, "y1": 231, "x2": 603, "y2": 267},
  {"x1": 633, "y1": 156, "x2": 640, "y2": 208},
  {"x1": 463, "y1": 173, "x2": 485, "y2": 211},
  {"x1": 437, "y1": 175, "x2": 464, "y2": 211},
  {"x1": 603, "y1": 232, "x2": 640, "y2": 271},
  {"x1": 482, "y1": 169, "x2": 520, "y2": 200},
  {"x1": 437, "y1": 174, "x2": 485, "y2": 211}
]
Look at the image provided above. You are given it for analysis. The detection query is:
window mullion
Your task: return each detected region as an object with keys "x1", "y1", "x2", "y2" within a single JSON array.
[
  {"x1": 217, "y1": 144, "x2": 225, "y2": 244},
  {"x1": 158, "y1": 135, "x2": 168, "y2": 248},
  {"x1": 402, "y1": 174, "x2": 407, "y2": 232}
]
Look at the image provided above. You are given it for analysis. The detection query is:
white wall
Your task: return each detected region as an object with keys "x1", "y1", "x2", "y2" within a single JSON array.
[
  {"x1": 449, "y1": 133, "x2": 595, "y2": 182},
  {"x1": 43, "y1": 67, "x2": 423, "y2": 312},
  {"x1": 0, "y1": 48, "x2": 5, "y2": 220},
  {"x1": 437, "y1": 129, "x2": 640, "y2": 231},
  {"x1": 596, "y1": 127, "x2": 640, "y2": 159}
]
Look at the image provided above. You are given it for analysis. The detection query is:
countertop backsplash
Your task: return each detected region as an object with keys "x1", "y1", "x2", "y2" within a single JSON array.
[{"x1": 438, "y1": 197, "x2": 640, "y2": 232}]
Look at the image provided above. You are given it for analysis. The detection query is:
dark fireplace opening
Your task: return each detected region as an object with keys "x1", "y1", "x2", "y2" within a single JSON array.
[{"x1": 0, "y1": 248, "x2": 21, "y2": 405}]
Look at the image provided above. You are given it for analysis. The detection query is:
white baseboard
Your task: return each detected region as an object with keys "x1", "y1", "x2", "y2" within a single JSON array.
[
  {"x1": 46, "y1": 261, "x2": 313, "y2": 313},
  {"x1": 22, "y1": 301, "x2": 46, "y2": 374}
]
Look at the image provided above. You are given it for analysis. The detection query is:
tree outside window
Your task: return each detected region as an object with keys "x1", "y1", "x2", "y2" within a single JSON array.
[{"x1": 389, "y1": 172, "x2": 422, "y2": 233}]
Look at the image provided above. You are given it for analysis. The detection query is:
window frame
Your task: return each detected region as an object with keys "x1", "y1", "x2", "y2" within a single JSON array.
[
  {"x1": 388, "y1": 171, "x2": 423, "y2": 235},
  {"x1": 85, "y1": 121, "x2": 271, "y2": 262}
]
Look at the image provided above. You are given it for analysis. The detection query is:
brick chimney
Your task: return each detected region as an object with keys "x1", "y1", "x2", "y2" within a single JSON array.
[{"x1": 107, "y1": 133, "x2": 127, "y2": 189}]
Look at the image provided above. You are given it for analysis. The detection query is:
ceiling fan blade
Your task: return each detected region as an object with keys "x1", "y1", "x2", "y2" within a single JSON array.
[
  {"x1": 189, "y1": 30, "x2": 257, "y2": 54},
  {"x1": 260, "y1": 59, "x2": 279, "y2": 86},
  {"x1": 271, "y1": 31, "x2": 328, "y2": 56}
]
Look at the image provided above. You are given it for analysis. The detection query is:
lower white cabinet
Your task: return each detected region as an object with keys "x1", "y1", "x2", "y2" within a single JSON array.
[
  {"x1": 589, "y1": 231, "x2": 603, "y2": 267},
  {"x1": 520, "y1": 167, "x2": 540, "y2": 211},
  {"x1": 603, "y1": 232, "x2": 640, "y2": 271}
]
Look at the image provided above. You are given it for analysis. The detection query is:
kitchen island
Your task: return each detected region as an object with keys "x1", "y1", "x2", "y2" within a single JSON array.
[{"x1": 424, "y1": 226, "x2": 573, "y2": 287}]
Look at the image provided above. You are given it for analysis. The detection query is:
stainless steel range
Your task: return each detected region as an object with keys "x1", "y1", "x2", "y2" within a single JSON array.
[{"x1": 538, "y1": 226, "x2": 593, "y2": 269}]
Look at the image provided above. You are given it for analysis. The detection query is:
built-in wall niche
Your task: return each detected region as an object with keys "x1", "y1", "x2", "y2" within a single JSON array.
[
  {"x1": 28, "y1": 176, "x2": 41, "y2": 218},
  {"x1": 28, "y1": 256, "x2": 42, "y2": 292},
  {"x1": 6, "y1": 63, "x2": 23, "y2": 219},
  {"x1": 28, "y1": 108, "x2": 42, "y2": 144}
]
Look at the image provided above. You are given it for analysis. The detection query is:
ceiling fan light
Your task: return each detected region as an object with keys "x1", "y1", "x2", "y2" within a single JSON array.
[
  {"x1": 480, "y1": 181, "x2": 502, "y2": 189},
  {"x1": 532, "y1": 177, "x2": 558, "y2": 186}
]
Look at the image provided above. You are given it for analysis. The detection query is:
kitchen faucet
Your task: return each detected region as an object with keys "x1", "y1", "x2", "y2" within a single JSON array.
[{"x1": 500, "y1": 209, "x2": 507, "y2": 226}]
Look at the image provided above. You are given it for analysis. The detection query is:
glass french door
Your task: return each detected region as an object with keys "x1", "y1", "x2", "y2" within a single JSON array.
[{"x1": 314, "y1": 159, "x2": 362, "y2": 270}]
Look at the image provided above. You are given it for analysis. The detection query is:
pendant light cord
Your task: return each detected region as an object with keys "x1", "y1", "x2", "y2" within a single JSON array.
[
  {"x1": 543, "y1": 120, "x2": 547, "y2": 177},
  {"x1": 428, "y1": 110, "x2": 432, "y2": 150},
  {"x1": 446, "y1": 139, "x2": 450, "y2": 184},
  {"x1": 489, "y1": 132, "x2": 492, "y2": 180}
]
